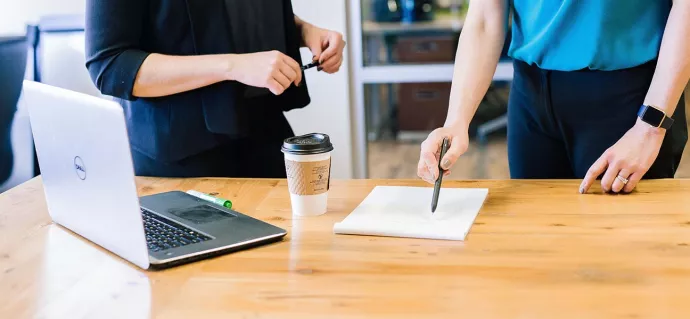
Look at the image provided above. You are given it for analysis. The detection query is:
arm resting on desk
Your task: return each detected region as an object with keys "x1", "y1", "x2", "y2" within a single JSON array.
[{"x1": 579, "y1": 1, "x2": 690, "y2": 194}]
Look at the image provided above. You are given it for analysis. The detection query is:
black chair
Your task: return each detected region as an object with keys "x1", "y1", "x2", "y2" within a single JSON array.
[{"x1": 0, "y1": 36, "x2": 28, "y2": 184}]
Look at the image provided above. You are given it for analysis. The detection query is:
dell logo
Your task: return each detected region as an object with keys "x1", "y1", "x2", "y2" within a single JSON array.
[{"x1": 74, "y1": 156, "x2": 86, "y2": 180}]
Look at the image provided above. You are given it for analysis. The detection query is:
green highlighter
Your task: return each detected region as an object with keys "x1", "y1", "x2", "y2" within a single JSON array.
[{"x1": 186, "y1": 190, "x2": 233, "y2": 209}]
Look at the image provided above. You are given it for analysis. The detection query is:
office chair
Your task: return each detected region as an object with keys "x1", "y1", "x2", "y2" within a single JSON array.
[{"x1": 0, "y1": 36, "x2": 28, "y2": 185}]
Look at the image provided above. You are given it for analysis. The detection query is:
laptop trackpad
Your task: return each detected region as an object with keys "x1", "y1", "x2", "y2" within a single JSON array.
[{"x1": 168, "y1": 205, "x2": 235, "y2": 225}]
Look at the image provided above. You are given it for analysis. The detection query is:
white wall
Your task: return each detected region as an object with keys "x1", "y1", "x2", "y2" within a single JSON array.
[
  {"x1": 289, "y1": 0, "x2": 353, "y2": 179},
  {"x1": 0, "y1": 0, "x2": 86, "y2": 36},
  {"x1": 1, "y1": 0, "x2": 354, "y2": 180}
]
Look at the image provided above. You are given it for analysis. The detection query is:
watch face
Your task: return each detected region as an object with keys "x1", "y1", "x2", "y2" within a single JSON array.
[{"x1": 642, "y1": 106, "x2": 665, "y2": 126}]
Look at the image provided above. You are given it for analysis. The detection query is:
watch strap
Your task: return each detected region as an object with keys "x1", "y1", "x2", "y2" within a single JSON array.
[{"x1": 661, "y1": 114, "x2": 675, "y2": 130}]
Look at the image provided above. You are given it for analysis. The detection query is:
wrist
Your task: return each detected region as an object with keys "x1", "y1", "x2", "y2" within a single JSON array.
[
  {"x1": 222, "y1": 54, "x2": 239, "y2": 81},
  {"x1": 298, "y1": 21, "x2": 318, "y2": 45},
  {"x1": 443, "y1": 120, "x2": 469, "y2": 133},
  {"x1": 634, "y1": 118, "x2": 666, "y2": 137}
]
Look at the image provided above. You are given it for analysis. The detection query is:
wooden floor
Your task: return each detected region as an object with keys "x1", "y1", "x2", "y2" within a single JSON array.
[
  {"x1": 369, "y1": 138, "x2": 510, "y2": 179},
  {"x1": 369, "y1": 123, "x2": 690, "y2": 180},
  {"x1": 369, "y1": 138, "x2": 690, "y2": 179}
]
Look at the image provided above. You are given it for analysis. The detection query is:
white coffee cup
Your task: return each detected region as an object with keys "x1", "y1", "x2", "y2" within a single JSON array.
[{"x1": 282, "y1": 133, "x2": 334, "y2": 216}]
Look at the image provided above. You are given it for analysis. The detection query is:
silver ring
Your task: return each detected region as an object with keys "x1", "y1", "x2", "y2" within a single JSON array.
[{"x1": 616, "y1": 175, "x2": 629, "y2": 185}]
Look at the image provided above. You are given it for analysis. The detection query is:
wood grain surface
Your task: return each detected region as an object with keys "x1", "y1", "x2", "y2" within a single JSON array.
[{"x1": 2, "y1": 177, "x2": 690, "y2": 319}]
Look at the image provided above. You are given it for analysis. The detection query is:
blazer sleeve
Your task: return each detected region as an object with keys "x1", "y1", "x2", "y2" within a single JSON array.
[{"x1": 84, "y1": 0, "x2": 150, "y2": 101}]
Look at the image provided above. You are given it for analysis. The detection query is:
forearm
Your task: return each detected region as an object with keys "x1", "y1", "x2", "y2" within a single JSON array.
[
  {"x1": 294, "y1": 15, "x2": 313, "y2": 47},
  {"x1": 445, "y1": 1, "x2": 509, "y2": 129},
  {"x1": 643, "y1": 3, "x2": 690, "y2": 116},
  {"x1": 132, "y1": 53, "x2": 231, "y2": 98}
]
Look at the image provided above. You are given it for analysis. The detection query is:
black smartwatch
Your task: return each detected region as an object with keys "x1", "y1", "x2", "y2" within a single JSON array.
[{"x1": 638, "y1": 104, "x2": 674, "y2": 129}]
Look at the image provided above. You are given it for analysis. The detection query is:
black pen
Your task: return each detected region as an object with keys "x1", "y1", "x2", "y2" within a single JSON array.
[
  {"x1": 301, "y1": 61, "x2": 320, "y2": 71},
  {"x1": 431, "y1": 138, "x2": 450, "y2": 213}
]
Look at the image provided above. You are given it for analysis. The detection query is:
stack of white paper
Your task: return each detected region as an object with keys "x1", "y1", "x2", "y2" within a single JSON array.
[{"x1": 333, "y1": 186, "x2": 489, "y2": 241}]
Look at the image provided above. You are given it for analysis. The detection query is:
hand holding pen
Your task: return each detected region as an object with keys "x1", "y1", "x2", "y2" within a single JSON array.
[
  {"x1": 227, "y1": 51, "x2": 303, "y2": 96},
  {"x1": 301, "y1": 61, "x2": 321, "y2": 71},
  {"x1": 417, "y1": 127, "x2": 470, "y2": 184}
]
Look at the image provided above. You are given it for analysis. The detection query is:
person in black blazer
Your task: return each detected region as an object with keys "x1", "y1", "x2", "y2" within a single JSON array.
[{"x1": 85, "y1": 0, "x2": 345, "y2": 178}]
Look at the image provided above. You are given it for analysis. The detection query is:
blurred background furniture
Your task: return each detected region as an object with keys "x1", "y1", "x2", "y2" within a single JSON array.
[
  {"x1": 1, "y1": 14, "x2": 94, "y2": 193},
  {"x1": 30, "y1": 14, "x2": 100, "y2": 96},
  {"x1": 0, "y1": 36, "x2": 28, "y2": 189},
  {"x1": 353, "y1": 0, "x2": 513, "y2": 179}
]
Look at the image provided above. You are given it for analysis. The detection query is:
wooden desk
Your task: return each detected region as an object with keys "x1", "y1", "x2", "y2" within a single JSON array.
[{"x1": 2, "y1": 178, "x2": 690, "y2": 318}]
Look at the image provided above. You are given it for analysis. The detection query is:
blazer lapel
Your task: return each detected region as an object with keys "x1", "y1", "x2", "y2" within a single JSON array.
[{"x1": 184, "y1": 0, "x2": 249, "y2": 137}]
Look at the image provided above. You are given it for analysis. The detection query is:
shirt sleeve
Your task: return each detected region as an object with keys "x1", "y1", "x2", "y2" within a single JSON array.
[{"x1": 84, "y1": 0, "x2": 150, "y2": 101}]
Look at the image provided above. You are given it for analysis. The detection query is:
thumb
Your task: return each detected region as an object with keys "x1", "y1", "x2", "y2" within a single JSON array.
[{"x1": 440, "y1": 136, "x2": 468, "y2": 170}]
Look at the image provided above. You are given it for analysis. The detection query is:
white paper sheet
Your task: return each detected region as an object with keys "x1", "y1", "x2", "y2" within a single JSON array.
[{"x1": 333, "y1": 186, "x2": 489, "y2": 241}]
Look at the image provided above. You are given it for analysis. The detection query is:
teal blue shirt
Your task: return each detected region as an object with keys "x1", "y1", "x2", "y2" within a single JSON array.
[{"x1": 508, "y1": 0, "x2": 672, "y2": 71}]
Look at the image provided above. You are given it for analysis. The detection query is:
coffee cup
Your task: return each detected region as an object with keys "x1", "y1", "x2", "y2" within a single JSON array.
[{"x1": 281, "y1": 133, "x2": 334, "y2": 216}]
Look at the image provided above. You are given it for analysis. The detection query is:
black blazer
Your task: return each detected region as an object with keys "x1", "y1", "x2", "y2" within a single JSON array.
[{"x1": 85, "y1": 0, "x2": 310, "y2": 163}]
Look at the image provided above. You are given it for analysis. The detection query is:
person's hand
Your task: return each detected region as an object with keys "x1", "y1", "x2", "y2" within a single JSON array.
[
  {"x1": 417, "y1": 126, "x2": 470, "y2": 184},
  {"x1": 301, "y1": 24, "x2": 346, "y2": 74},
  {"x1": 580, "y1": 119, "x2": 666, "y2": 194},
  {"x1": 227, "y1": 51, "x2": 302, "y2": 96}
]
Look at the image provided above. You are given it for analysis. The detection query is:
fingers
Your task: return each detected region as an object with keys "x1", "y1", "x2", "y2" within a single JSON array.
[
  {"x1": 610, "y1": 168, "x2": 632, "y2": 193},
  {"x1": 277, "y1": 59, "x2": 300, "y2": 88},
  {"x1": 280, "y1": 55, "x2": 303, "y2": 86},
  {"x1": 423, "y1": 150, "x2": 439, "y2": 183},
  {"x1": 622, "y1": 171, "x2": 644, "y2": 193},
  {"x1": 580, "y1": 153, "x2": 608, "y2": 194},
  {"x1": 266, "y1": 78, "x2": 285, "y2": 96},
  {"x1": 310, "y1": 49, "x2": 323, "y2": 66},
  {"x1": 600, "y1": 159, "x2": 622, "y2": 193},
  {"x1": 621, "y1": 162, "x2": 648, "y2": 194},
  {"x1": 418, "y1": 134, "x2": 440, "y2": 184},
  {"x1": 320, "y1": 55, "x2": 343, "y2": 73},
  {"x1": 417, "y1": 158, "x2": 432, "y2": 184},
  {"x1": 319, "y1": 33, "x2": 344, "y2": 64},
  {"x1": 272, "y1": 69, "x2": 292, "y2": 93},
  {"x1": 440, "y1": 135, "x2": 469, "y2": 170},
  {"x1": 417, "y1": 151, "x2": 437, "y2": 184}
]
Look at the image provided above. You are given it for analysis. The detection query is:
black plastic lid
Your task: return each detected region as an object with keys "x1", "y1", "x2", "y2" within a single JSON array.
[{"x1": 282, "y1": 133, "x2": 334, "y2": 155}]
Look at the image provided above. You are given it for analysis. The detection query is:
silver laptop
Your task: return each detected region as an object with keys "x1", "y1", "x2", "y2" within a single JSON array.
[{"x1": 24, "y1": 80, "x2": 287, "y2": 270}]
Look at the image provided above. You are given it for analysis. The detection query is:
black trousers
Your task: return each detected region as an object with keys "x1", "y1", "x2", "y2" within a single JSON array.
[
  {"x1": 507, "y1": 59, "x2": 688, "y2": 179},
  {"x1": 132, "y1": 114, "x2": 294, "y2": 178}
]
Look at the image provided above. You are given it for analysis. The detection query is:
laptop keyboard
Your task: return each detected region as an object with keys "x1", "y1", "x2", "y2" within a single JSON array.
[{"x1": 141, "y1": 209, "x2": 211, "y2": 252}]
